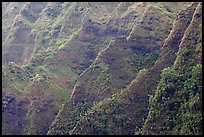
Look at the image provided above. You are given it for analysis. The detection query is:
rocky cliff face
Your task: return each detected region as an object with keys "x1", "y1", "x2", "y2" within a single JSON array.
[{"x1": 2, "y1": 2, "x2": 202, "y2": 135}]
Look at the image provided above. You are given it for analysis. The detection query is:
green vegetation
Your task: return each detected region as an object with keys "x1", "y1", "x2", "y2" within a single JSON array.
[
  {"x1": 142, "y1": 3, "x2": 202, "y2": 135},
  {"x1": 2, "y1": 2, "x2": 201, "y2": 135},
  {"x1": 143, "y1": 64, "x2": 202, "y2": 135},
  {"x1": 70, "y1": 96, "x2": 129, "y2": 135}
]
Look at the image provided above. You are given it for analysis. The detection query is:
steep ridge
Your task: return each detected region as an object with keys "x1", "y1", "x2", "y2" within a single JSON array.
[
  {"x1": 31, "y1": 2, "x2": 120, "y2": 92},
  {"x1": 2, "y1": 2, "x2": 27, "y2": 44},
  {"x1": 2, "y1": 2, "x2": 201, "y2": 135},
  {"x1": 142, "y1": 2, "x2": 202, "y2": 135},
  {"x1": 44, "y1": 2, "x2": 150, "y2": 92},
  {"x1": 47, "y1": 3, "x2": 189, "y2": 135},
  {"x1": 71, "y1": 3, "x2": 177, "y2": 107},
  {"x1": 2, "y1": 2, "x2": 48, "y2": 63},
  {"x1": 59, "y1": 2, "x2": 198, "y2": 135},
  {"x1": 2, "y1": 3, "x2": 75, "y2": 133},
  {"x1": 2, "y1": 2, "x2": 136, "y2": 135}
]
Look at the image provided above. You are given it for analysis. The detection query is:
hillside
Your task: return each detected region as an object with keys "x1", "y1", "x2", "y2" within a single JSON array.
[{"x1": 2, "y1": 2, "x2": 202, "y2": 135}]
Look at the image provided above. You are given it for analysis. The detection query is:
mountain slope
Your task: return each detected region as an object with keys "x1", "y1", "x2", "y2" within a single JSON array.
[
  {"x1": 47, "y1": 2, "x2": 195, "y2": 135},
  {"x1": 49, "y1": 2, "x2": 200, "y2": 135},
  {"x1": 73, "y1": 2, "x2": 201, "y2": 135},
  {"x1": 142, "y1": 2, "x2": 202, "y2": 135},
  {"x1": 2, "y1": 2, "x2": 201, "y2": 135},
  {"x1": 2, "y1": 2, "x2": 135, "y2": 135}
]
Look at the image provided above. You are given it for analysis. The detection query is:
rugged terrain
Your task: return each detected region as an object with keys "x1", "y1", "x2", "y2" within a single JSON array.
[{"x1": 2, "y1": 2, "x2": 202, "y2": 135}]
